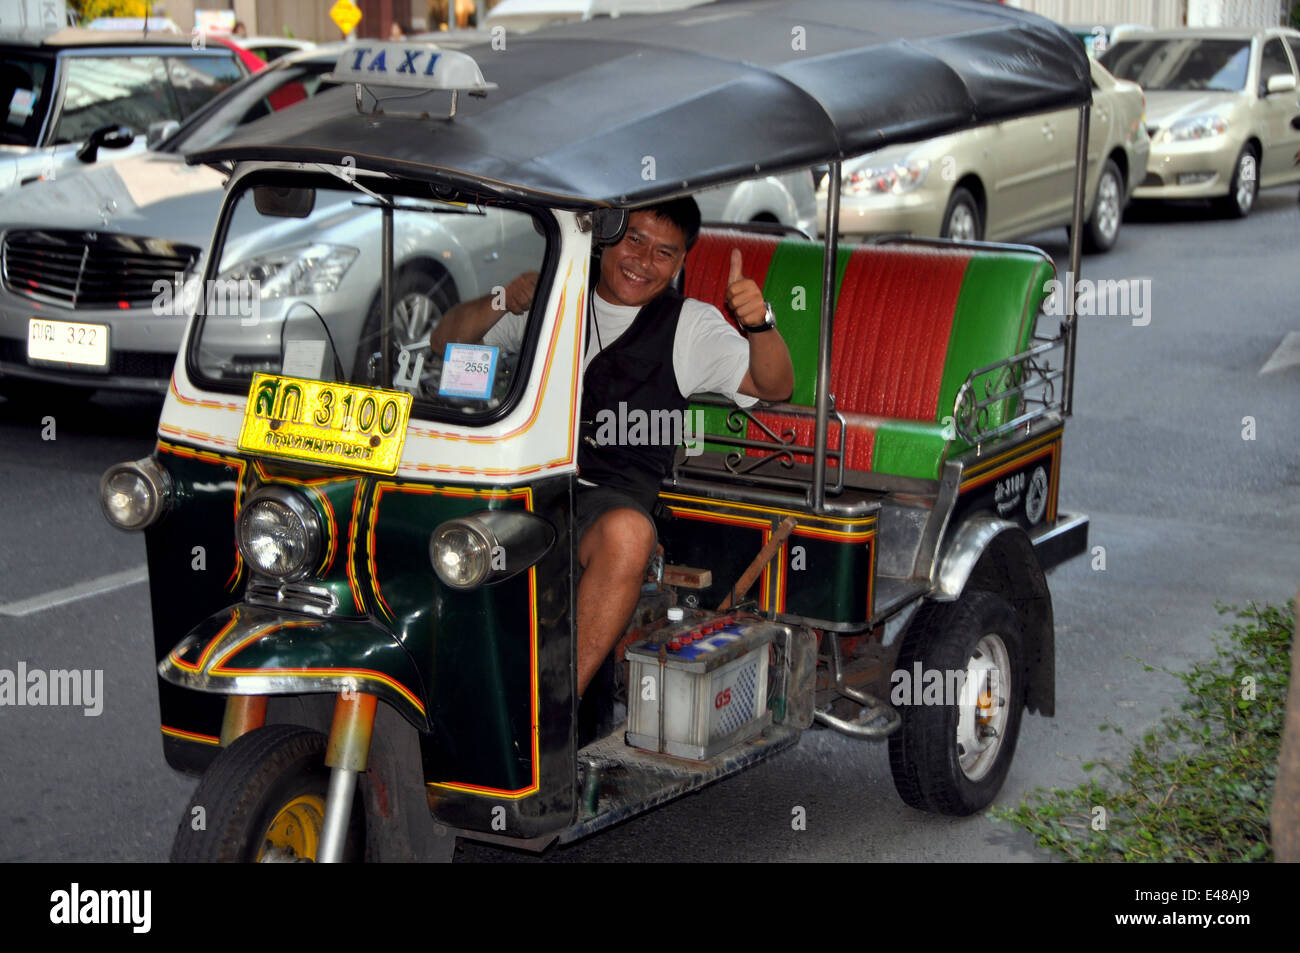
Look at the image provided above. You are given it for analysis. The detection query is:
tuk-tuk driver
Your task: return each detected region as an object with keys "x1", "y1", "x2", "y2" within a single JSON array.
[{"x1": 431, "y1": 199, "x2": 794, "y2": 697}]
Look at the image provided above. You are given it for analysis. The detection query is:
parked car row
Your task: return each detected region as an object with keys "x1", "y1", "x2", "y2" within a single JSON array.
[{"x1": 817, "y1": 25, "x2": 1300, "y2": 249}]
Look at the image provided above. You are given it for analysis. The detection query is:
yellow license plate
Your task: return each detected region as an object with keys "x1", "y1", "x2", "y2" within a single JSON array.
[{"x1": 238, "y1": 373, "x2": 412, "y2": 474}]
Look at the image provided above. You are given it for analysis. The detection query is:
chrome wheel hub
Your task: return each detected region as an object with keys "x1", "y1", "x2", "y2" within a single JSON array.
[
  {"x1": 1236, "y1": 154, "x2": 1257, "y2": 213},
  {"x1": 947, "y1": 204, "x2": 976, "y2": 241},
  {"x1": 1096, "y1": 171, "x2": 1120, "y2": 242},
  {"x1": 955, "y1": 634, "x2": 1012, "y2": 781}
]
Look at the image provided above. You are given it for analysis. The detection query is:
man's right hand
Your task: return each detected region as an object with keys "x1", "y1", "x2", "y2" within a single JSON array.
[{"x1": 502, "y1": 271, "x2": 540, "y2": 315}]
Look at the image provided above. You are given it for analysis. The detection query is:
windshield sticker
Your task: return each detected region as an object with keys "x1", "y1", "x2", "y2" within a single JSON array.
[
  {"x1": 281, "y1": 339, "x2": 328, "y2": 380},
  {"x1": 439, "y1": 343, "x2": 497, "y2": 399},
  {"x1": 8, "y1": 88, "x2": 35, "y2": 120}
]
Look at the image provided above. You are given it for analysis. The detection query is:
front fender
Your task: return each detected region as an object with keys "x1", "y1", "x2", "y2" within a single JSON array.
[{"x1": 159, "y1": 604, "x2": 428, "y2": 731}]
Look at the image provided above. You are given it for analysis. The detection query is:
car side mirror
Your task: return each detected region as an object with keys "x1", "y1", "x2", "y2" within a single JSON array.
[
  {"x1": 146, "y1": 120, "x2": 180, "y2": 150},
  {"x1": 253, "y1": 186, "x2": 316, "y2": 218},
  {"x1": 76, "y1": 124, "x2": 135, "y2": 163},
  {"x1": 1266, "y1": 73, "x2": 1297, "y2": 95}
]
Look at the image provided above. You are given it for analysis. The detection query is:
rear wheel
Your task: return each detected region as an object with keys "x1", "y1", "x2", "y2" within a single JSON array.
[
  {"x1": 940, "y1": 187, "x2": 982, "y2": 241},
  {"x1": 1083, "y1": 158, "x2": 1123, "y2": 253},
  {"x1": 888, "y1": 589, "x2": 1026, "y2": 815},
  {"x1": 170, "y1": 724, "x2": 364, "y2": 862},
  {"x1": 1216, "y1": 146, "x2": 1258, "y2": 219}
]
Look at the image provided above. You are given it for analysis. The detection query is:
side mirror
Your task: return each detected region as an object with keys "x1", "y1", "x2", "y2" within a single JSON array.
[
  {"x1": 146, "y1": 120, "x2": 180, "y2": 150},
  {"x1": 253, "y1": 186, "x2": 316, "y2": 218},
  {"x1": 591, "y1": 208, "x2": 628, "y2": 246},
  {"x1": 1266, "y1": 73, "x2": 1297, "y2": 95},
  {"x1": 76, "y1": 124, "x2": 135, "y2": 163}
]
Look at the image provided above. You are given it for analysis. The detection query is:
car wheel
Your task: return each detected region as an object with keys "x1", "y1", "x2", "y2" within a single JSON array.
[
  {"x1": 1216, "y1": 146, "x2": 1258, "y2": 219},
  {"x1": 1084, "y1": 158, "x2": 1123, "y2": 253},
  {"x1": 353, "y1": 263, "x2": 458, "y2": 387},
  {"x1": 887, "y1": 589, "x2": 1027, "y2": 815},
  {"x1": 940, "y1": 187, "x2": 982, "y2": 241},
  {"x1": 170, "y1": 724, "x2": 364, "y2": 862}
]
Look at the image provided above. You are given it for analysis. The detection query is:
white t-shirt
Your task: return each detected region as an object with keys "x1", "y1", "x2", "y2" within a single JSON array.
[{"x1": 482, "y1": 291, "x2": 757, "y2": 407}]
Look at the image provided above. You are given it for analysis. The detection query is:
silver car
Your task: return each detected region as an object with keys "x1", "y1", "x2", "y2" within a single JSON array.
[{"x1": 1101, "y1": 27, "x2": 1300, "y2": 218}]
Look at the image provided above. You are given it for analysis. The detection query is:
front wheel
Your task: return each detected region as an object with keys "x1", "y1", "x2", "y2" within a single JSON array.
[
  {"x1": 887, "y1": 590, "x2": 1026, "y2": 815},
  {"x1": 352, "y1": 263, "x2": 458, "y2": 387},
  {"x1": 1083, "y1": 158, "x2": 1123, "y2": 253},
  {"x1": 170, "y1": 724, "x2": 363, "y2": 862},
  {"x1": 1216, "y1": 146, "x2": 1258, "y2": 219},
  {"x1": 940, "y1": 187, "x2": 982, "y2": 242}
]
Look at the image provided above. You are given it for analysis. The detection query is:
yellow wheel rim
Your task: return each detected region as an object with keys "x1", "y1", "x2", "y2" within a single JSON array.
[{"x1": 257, "y1": 794, "x2": 326, "y2": 862}]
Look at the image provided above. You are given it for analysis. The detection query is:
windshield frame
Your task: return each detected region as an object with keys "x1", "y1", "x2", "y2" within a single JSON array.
[{"x1": 186, "y1": 165, "x2": 562, "y2": 431}]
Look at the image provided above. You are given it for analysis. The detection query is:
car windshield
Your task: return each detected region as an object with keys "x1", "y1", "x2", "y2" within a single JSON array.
[
  {"x1": 163, "y1": 60, "x2": 338, "y2": 154},
  {"x1": 1101, "y1": 38, "x2": 1252, "y2": 91},
  {"x1": 0, "y1": 52, "x2": 55, "y2": 147},
  {"x1": 190, "y1": 177, "x2": 551, "y2": 426}
]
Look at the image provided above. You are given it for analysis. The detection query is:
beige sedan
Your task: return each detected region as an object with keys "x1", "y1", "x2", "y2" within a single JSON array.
[
  {"x1": 818, "y1": 59, "x2": 1149, "y2": 253},
  {"x1": 1101, "y1": 27, "x2": 1300, "y2": 218}
]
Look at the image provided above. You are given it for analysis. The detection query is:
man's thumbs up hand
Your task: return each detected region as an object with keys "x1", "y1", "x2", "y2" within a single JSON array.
[{"x1": 724, "y1": 248, "x2": 766, "y2": 330}]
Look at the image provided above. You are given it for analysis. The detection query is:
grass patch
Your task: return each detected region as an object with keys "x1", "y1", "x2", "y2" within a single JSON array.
[{"x1": 992, "y1": 601, "x2": 1294, "y2": 861}]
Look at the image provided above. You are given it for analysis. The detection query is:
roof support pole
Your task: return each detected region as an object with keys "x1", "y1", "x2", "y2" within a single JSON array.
[
  {"x1": 1063, "y1": 102, "x2": 1090, "y2": 417},
  {"x1": 811, "y1": 160, "x2": 841, "y2": 511},
  {"x1": 381, "y1": 202, "x2": 394, "y2": 387}
]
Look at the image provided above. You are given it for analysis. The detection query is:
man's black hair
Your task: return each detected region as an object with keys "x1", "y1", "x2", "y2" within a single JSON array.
[{"x1": 641, "y1": 197, "x2": 701, "y2": 251}]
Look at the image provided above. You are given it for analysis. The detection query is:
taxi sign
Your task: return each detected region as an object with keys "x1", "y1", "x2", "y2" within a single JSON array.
[
  {"x1": 325, "y1": 42, "x2": 496, "y2": 93},
  {"x1": 238, "y1": 373, "x2": 411, "y2": 475},
  {"x1": 329, "y1": 0, "x2": 362, "y2": 35}
]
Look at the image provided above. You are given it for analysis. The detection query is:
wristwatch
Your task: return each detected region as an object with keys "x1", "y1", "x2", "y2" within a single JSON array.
[{"x1": 743, "y1": 301, "x2": 777, "y2": 334}]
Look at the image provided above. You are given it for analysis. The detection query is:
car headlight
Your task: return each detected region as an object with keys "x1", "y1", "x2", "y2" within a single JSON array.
[
  {"x1": 430, "y1": 510, "x2": 556, "y2": 590},
  {"x1": 1159, "y1": 116, "x2": 1228, "y2": 143},
  {"x1": 220, "y1": 243, "x2": 359, "y2": 299},
  {"x1": 99, "y1": 458, "x2": 172, "y2": 531},
  {"x1": 843, "y1": 158, "x2": 930, "y2": 196},
  {"x1": 236, "y1": 487, "x2": 322, "y2": 582}
]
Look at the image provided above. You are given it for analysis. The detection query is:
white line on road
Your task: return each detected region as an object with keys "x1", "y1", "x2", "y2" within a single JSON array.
[
  {"x1": 0, "y1": 566, "x2": 148, "y2": 618},
  {"x1": 1260, "y1": 331, "x2": 1300, "y2": 375}
]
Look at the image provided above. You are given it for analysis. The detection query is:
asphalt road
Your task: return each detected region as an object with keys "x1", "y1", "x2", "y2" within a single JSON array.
[{"x1": 1, "y1": 187, "x2": 1297, "y2": 863}]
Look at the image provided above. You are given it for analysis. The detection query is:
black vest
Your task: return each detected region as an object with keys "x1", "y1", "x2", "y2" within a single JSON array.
[{"x1": 578, "y1": 290, "x2": 688, "y2": 512}]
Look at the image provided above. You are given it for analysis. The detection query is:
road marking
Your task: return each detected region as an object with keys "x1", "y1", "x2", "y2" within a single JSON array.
[
  {"x1": 1260, "y1": 331, "x2": 1300, "y2": 375},
  {"x1": 0, "y1": 566, "x2": 147, "y2": 618}
]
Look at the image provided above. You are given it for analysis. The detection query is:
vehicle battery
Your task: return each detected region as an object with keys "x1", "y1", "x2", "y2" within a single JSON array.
[{"x1": 625, "y1": 614, "x2": 775, "y2": 760}]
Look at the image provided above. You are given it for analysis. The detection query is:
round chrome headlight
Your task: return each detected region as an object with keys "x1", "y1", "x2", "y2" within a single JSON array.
[
  {"x1": 236, "y1": 487, "x2": 322, "y2": 582},
  {"x1": 100, "y1": 458, "x2": 171, "y2": 531},
  {"x1": 430, "y1": 520, "x2": 493, "y2": 589}
]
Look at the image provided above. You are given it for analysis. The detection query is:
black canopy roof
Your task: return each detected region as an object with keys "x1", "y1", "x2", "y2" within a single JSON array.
[{"x1": 190, "y1": 0, "x2": 1091, "y2": 208}]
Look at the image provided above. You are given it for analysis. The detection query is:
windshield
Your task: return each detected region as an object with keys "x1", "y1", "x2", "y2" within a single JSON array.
[
  {"x1": 164, "y1": 60, "x2": 337, "y2": 154},
  {"x1": 1102, "y1": 38, "x2": 1251, "y2": 92},
  {"x1": 0, "y1": 52, "x2": 55, "y2": 147},
  {"x1": 190, "y1": 175, "x2": 551, "y2": 426}
]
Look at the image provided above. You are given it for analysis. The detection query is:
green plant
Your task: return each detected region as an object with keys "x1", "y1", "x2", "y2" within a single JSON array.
[{"x1": 991, "y1": 601, "x2": 1294, "y2": 861}]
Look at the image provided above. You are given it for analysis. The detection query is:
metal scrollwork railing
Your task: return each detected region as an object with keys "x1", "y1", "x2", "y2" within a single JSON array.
[{"x1": 952, "y1": 334, "x2": 1065, "y2": 450}]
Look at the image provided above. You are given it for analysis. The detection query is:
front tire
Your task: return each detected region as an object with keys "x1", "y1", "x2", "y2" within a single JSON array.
[
  {"x1": 170, "y1": 724, "x2": 363, "y2": 863},
  {"x1": 888, "y1": 590, "x2": 1026, "y2": 815},
  {"x1": 352, "y1": 263, "x2": 457, "y2": 387},
  {"x1": 940, "y1": 187, "x2": 982, "y2": 242},
  {"x1": 1083, "y1": 158, "x2": 1123, "y2": 253},
  {"x1": 1216, "y1": 146, "x2": 1258, "y2": 219}
]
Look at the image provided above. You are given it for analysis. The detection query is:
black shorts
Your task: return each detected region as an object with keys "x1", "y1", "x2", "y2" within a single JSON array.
[{"x1": 575, "y1": 483, "x2": 657, "y2": 546}]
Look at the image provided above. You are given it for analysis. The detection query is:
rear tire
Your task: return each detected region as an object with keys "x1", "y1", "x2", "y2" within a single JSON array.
[
  {"x1": 170, "y1": 724, "x2": 364, "y2": 863},
  {"x1": 888, "y1": 590, "x2": 1026, "y2": 815},
  {"x1": 940, "y1": 187, "x2": 982, "y2": 241},
  {"x1": 1083, "y1": 158, "x2": 1123, "y2": 253}
]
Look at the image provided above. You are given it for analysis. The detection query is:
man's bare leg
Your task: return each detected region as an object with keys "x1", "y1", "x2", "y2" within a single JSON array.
[{"x1": 576, "y1": 507, "x2": 657, "y2": 696}]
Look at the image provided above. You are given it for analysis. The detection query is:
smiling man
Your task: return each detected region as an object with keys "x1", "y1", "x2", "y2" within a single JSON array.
[{"x1": 432, "y1": 198, "x2": 793, "y2": 707}]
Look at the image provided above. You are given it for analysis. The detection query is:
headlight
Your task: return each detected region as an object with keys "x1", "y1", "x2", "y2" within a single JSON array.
[
  {"x1": 99, "y1": 458, "x2": 172, "y2": 531},
  {"x1": 236, "y1": 487, "x2": 322, "y2": 582},
  {"x1": 1159, "y1": 116, "x2": 1228, "y2": 143},
  {"x1": 843, "y1": 158, "x2": 930, "y2": 196},
  {"x1": 219, "y1": 243, "x2": 359, "y2": 299},
  {"x1": 430, "y1": 510, "x2": 556, "y2": 590}
]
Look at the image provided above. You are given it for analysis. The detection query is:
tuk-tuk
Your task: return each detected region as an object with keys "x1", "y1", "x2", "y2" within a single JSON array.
[{"x1": 98, "y1": 0, "x2": 1094, "y2": 861}]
